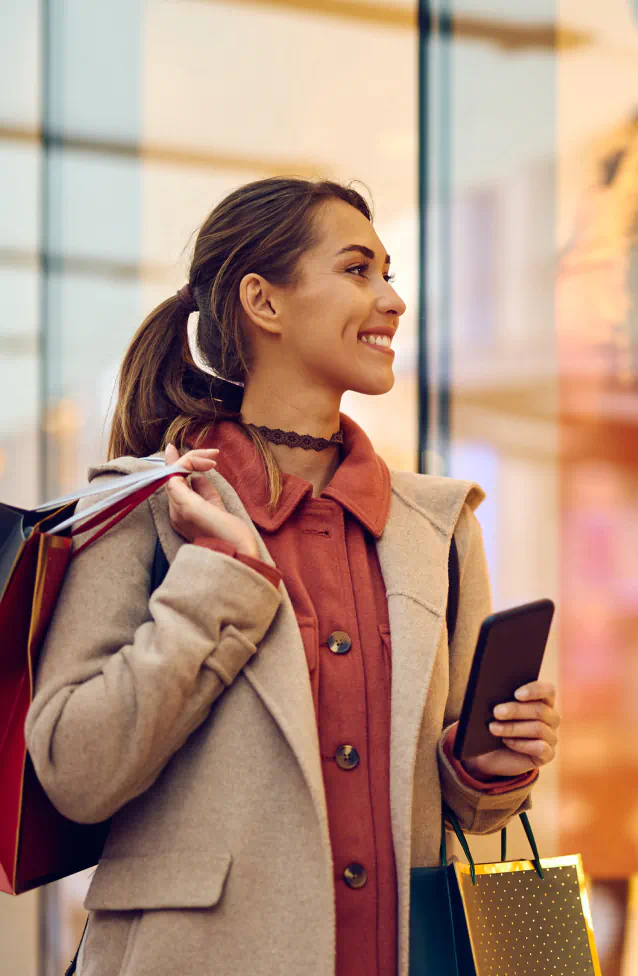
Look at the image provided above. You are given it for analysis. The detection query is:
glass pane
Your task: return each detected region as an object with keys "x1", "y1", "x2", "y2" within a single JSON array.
[
  {"x1": 556, "y1": 0, "x2": 638, "y2": 886},
  {"x1": 423, "y1": 0, "x2": 638, "y2": 970},
  {"x1": 0, "y1": 140, "x2": 40, "y2": 509},
  {"x1": 36, "y1": 0, "x2": 420, "y2": 970},
  {"x1": 0, "y1": 7, "x2": 41, "y2": 974},
  {"x1": 0, "y1": 1, "x2": 41, "y2": 128}
]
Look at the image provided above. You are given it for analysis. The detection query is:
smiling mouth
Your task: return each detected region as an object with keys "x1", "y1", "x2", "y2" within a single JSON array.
[{"x1": 358, "y1": 335, "x2": 394, "y2": 355}]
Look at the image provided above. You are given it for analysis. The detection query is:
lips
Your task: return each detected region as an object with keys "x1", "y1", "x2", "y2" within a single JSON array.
[
  {"x1": 358, "y1": 335, "x2": 394, "y2": 356},
  {"x1": 357, "y1": 326, "x2": 396, "y2": 340}
]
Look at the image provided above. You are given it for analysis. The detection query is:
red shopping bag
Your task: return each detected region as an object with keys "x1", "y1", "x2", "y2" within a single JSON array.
[{"x1": 0, "y1": 462, "x2": 183, "y2": 894}]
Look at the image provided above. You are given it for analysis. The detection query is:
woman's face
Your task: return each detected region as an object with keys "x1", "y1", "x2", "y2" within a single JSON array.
[{"x1": 247, "y1": 198, "x2": 407, "y2": 399}]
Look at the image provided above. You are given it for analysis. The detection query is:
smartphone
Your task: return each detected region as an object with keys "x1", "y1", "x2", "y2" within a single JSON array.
[{"x1": 452, "y1": 598, "x2": 555, "y2": 761}]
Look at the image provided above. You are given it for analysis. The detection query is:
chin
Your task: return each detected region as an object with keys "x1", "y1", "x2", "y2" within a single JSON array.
[{"x1": 349, "y1": 372, "x2": 395, "y2": 396}]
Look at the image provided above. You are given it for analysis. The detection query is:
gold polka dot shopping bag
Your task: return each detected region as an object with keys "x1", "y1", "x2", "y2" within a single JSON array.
[{"x1": 409, "y1": 804, "x2": 601, "y2": 975}]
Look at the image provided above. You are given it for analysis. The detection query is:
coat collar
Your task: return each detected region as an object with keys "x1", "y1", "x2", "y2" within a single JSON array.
[{"x1": 192, "y1": 412, "x2": 391, "y2": 539}]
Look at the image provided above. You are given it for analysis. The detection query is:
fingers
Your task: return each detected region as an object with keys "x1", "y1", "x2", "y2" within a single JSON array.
[
  {"x1": 489, "y1": 682, "x2": 561, "y2": 772},
  {"x1": 514, "y1": 681, "x2": 556, "y2": 707},
  {"x1": 493, "y1": 699, "x2": 560, "y2": 729},
  {"x1": 468, "y1": 684, "x2": 559, "y2": 777},
  {"x1": 165, "y1": 474, "x2": 192, "y2": 504},
  {"x1": 489, "y1": 720, "x2": 558, "y2": 748},
  {"x1": 165, "y1": 472, "x2": 223, "y2": 525},
  {"x1": 164, "y1": 443, "x2": 219, "y2": 473}
]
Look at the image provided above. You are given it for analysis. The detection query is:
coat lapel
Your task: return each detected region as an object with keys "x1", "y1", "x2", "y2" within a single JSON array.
[
  {"x1": 147, "y1": 464, "x2": 334, "y2": 866},
  {"x1": 91, "y1": 456, "x2": 333, "y2": 859},
  {"x1": 375, "y1": 472, "x2": 484, "y2": 890}
]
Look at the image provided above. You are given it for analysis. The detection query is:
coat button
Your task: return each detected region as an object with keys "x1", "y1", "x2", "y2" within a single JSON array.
[
  {"x1": 344, "y1": 863, "x2": 368, "y2": 889},
  {"x1": 327, "y1": 631, "x2": 352, "y2": 654},
  {"x1": 335, "y1": 745, "x2": 360, "y2": 770}
]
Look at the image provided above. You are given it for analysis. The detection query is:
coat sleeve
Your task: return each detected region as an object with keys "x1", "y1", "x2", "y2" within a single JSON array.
[
  {"x1": 436, "y1": 500, "x2": 537, "y2": 834},
  {"x1": 25, "y1": 476, "x2": 282, "y2": 825}
]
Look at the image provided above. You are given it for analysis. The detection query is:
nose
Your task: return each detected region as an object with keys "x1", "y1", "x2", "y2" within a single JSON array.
[{"x1": 377, "y1": 282, "x2": 406, "y2": 318}]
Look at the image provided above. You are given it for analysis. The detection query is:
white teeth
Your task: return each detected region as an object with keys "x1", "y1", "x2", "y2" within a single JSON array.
[{"x1": 359, "y1": 334, "x2": 392, "y2": 347}]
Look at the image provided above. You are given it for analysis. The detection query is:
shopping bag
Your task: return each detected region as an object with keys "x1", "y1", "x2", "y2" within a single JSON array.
[
  {"x1": 0, "y1": 460, "x2": 186, "y2": 895},
  {"x1": 410, "y1": 804, "x2": 601, "y2": 975}
]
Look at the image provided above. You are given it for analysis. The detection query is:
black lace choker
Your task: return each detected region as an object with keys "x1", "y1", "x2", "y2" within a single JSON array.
[{"x1": 243, "y1": 423, "x2": 344, "y2": 451}]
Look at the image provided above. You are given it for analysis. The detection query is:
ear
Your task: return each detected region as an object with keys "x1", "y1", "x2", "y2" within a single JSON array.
[{"x1": 239, "y1": 273, "x2": 283, "y2": 337}]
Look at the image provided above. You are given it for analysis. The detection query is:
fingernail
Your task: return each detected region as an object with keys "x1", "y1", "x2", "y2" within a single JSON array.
[
  {"x1": 515, "y1": 688, "x2": 530, "y2": 700},
  {"x1": 494, "y1": 704, "x2": 508, "y2": 718},
  {"x1": 489, "y1": 722, "x2": 502, "y2": 733}
]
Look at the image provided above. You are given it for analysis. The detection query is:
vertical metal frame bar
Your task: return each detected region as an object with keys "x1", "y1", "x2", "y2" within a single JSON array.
[
  {"x1": 418, "y1": 0, "x2": 453, "y2": 476},
  {"x1": 417, "y1": 0, "x2": 431, "y2": 475},
  {"x1": 436, "y1": 0, "x2": 452, "y2": 476},
  {"x1": 38, "y1": 0, "x2": 52, "y2": 505},
  {"x1": 38, "y1": 0, "x2": 62, "y2": 973}
]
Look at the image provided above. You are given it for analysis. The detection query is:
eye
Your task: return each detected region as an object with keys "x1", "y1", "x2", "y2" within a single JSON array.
[
  {"x1": 345, "y1": 263, "x2": 369, "y2": 277},
  {"x1": 345, "y1": 263, "x2": 396, "y2": 284}
]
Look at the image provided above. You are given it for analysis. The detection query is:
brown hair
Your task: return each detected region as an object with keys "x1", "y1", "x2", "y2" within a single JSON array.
[{"x1": 107, "y1": 177, "x2": 372, "y2": 514}]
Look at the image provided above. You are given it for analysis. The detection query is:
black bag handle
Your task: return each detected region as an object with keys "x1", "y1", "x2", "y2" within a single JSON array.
[
  {"x1": 441, "y1": 803, "x2": 544, "y2": 885},
  {"x1": 446, "y1": 535, "x2": 459, "y2": 645}
]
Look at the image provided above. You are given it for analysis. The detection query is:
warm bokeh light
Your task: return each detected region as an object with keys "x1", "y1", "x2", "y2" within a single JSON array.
[{"x1": 2, "y1": 1, "x2": 638, "y2": 973}]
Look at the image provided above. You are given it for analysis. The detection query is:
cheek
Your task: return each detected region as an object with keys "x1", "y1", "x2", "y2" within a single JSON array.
[
  {"x1": 325, "y1": 283, "x2": 374, "y2": 338},
  {"x1": 288, "y1": 285, "x2": 364, "y2": 345}
]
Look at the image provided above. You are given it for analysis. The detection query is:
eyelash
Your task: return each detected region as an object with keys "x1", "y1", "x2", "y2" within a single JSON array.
[{"x1": 346, "y1": 263, "x2": 396, "y2": 284}]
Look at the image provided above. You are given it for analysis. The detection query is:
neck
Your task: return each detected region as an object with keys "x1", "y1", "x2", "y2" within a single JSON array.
[{"x1": 239, "y1": 389, "x2": 343, "y2": 497}]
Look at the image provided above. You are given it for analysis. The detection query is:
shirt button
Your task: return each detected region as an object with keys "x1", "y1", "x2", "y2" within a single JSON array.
[
  {"x1": 344, "y1": 863, "x2": 368, "y2": 889},
  {"x1": 335, "y1": 745, "x2": 360, "y2": 770},
  {"x1": 327, "y1": 631, "x2": 352, "y2": 654}
]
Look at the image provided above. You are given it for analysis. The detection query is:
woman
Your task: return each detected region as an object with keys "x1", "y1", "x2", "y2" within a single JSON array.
[{"x1": 25, "y1": 177, "x2": 560, "y2": 976}]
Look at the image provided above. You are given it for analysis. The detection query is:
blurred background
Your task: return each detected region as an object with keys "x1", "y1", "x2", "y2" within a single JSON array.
[{"x1": 1, "y1": 0, "x2": 638, "y2": 972}]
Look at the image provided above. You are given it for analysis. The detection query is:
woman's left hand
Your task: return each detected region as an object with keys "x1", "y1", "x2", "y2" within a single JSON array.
[{"x1": 461, "y1": 681, "x2": 560, "y2": 780}]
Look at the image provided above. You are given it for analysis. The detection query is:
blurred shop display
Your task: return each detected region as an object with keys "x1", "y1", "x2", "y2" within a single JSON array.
[
  {"x1": 558, "y1": 109, "x2": 638, "y2": 880},
  {"x1": 589, "y1": 878, "x2": 638, "y2": 976},
  {"x1": 557, "y1": 115, "x2": 638, "y2": 411}
]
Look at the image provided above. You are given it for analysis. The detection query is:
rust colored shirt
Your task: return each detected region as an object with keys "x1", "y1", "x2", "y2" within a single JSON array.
[{"x1": 190, "y1": 413, "x2": 536, "y2": 976}]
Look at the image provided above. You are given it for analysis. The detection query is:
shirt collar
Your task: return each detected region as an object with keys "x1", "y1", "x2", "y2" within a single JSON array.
[{"x1": 196, "y1": 412, "x2": 391, "y2": 538}]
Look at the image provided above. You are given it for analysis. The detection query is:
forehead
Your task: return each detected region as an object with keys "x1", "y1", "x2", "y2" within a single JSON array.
[{"x1": 311, "y1": 198, "x2": 386, "y2": 259}]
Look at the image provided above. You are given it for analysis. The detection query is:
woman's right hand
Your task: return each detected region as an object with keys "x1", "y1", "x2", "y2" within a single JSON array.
[{"x1": 164, "y1": 443, "x2": 260, "y2": 557}]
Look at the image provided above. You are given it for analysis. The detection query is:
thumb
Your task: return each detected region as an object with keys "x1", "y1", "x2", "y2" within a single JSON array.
[{"x1": 164, "y1": 442, "x2": 178, "y2": 463}]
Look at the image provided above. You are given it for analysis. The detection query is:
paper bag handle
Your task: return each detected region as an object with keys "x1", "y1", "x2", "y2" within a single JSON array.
[
  {"x1": 71, "y1": 472, "x2": 183, "y2": 556},
  {"x1": 441, "y1": 803, "x2": 544, "y2": 885}
]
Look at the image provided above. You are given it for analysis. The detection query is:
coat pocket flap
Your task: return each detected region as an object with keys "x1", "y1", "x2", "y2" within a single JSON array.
[{"x1": 84, "y1": 849, "x2": 232, "y2": 911}]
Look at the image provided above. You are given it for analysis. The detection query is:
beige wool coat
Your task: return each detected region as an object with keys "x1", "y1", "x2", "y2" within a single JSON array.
[{"x1": 25, "y1": 454, "x2": 536, "y2": 976}]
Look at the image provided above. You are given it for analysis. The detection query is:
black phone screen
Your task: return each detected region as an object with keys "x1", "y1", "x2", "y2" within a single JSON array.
[{"x1": 452, "y1": 599, "x2": 555, "y2": 761}]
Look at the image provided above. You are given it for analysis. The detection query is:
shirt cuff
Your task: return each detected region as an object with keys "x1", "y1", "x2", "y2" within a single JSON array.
[
  {"x1": 194, "y1": 537, "x2": 283, "y2": 591},
  {"x1": 443, "y1": 724, "x2": 539, "y2": 796}
]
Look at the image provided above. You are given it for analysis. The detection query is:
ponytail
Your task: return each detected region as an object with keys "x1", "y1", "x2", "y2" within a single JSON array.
[
  {"x1": 107, "y1": 294, "x2": 242, "y2": 461},
  {"x1": 107, "y1": 291, "x2": 284, "y2": 514}
]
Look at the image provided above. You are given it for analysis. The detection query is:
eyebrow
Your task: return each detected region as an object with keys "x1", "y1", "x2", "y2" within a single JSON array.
[{"x1": 335, "y1": 244, "x2": 391, "y2": 265}]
